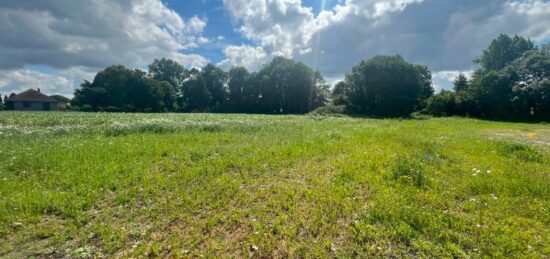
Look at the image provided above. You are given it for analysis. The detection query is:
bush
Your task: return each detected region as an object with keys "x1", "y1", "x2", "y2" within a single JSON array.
[
  {"x1": 424, "y1": 90, "x2": 457, "y2": 116},
  {"x1": 106, "y1": 106, "x2": 121, "y2": 112},
  {"x1": 391, "y1": 156, "x2": 427, "y2": 188},
  {"x1": 310, "y1": 105, "x2": 347, "y2": 116},
  {"x1": 80, "y1": 104, "x2": 93, "y2": 112}
]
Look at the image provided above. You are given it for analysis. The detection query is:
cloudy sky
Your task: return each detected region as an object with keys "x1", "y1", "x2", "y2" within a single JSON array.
[{"x1": 1, "y1": 0, "x2": 549, "y2": 97}]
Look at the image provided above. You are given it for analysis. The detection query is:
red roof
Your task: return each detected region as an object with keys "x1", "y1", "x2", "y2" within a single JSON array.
[{"x1": 6, "y1": 89, "x2": 57, "y2": 103}]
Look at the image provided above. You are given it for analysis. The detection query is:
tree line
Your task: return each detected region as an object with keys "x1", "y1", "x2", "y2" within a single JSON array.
[
  {"x1": 71, "y1": 57, "x2": 329, "y2": 114},
  {"x1": 69, "y1": 53, "x2": 433, "y2": 117},
  {"x1": 424, "y1": 35, "x2": 550, "y2": 121}
]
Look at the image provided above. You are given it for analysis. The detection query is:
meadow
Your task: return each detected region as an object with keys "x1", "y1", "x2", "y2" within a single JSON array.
[{"x1": 0, "y1": 112, "x2": 549, "y2": 258}]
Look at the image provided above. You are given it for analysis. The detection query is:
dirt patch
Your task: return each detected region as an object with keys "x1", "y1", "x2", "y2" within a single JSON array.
[{"x1": 486, "y1": 129, "x2": 550, "y2": 147}]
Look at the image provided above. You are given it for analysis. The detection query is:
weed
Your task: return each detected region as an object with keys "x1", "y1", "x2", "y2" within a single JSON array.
[{"x1": 391, "y1": 156, "x2": 427, "y2": 188}]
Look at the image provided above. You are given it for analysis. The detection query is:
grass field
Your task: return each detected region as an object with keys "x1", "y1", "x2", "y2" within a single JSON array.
[{"x1": 0, "y1": 112, "x2": 549, "y2": 258}]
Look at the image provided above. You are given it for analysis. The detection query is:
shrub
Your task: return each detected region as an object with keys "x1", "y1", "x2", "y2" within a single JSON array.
[
  {"x1": 424, "y1": 90, "x2": 457, "y2": 116},
  {"x1": 310, "y1": 105, "x2": 347, "y2": 116},
  {"x1": 391, "y1": 156, "x2": 427, "y2": 188},
  {"x1": 80, "y1": 104, "x2": 93, "y2": 112}
]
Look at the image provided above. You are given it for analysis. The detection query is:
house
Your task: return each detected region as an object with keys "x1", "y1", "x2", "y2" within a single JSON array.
[{"x1": 5, "y1": 89, "x2": 59, "y2": 111}]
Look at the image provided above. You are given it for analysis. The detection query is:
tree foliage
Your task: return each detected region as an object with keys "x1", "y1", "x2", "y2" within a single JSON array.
[
  {"x1": 72, "y1": 57, "x2": 329, "y2": 114},
  {"x1": 338, "y1": 55, "x2": 433, "y2": 117},
  {"x1": 426, "y1": 35, "x2": 550, "y2": 121},
  {"x1": 453, "y1": 74, "x2": 469, "y2": 92},
  {"x1": 72, "y1": 65, "x2": 175, "y2": 112},
  {"x1": 475, "y1": 34, "x2": 534, "y2": 71}
]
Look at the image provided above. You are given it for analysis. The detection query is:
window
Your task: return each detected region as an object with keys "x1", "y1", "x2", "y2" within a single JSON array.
[{"x1": 23, "y1": 102, "x2": 31, "y2": 108}]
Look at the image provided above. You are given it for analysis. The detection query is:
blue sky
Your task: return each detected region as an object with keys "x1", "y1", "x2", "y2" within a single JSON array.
[{"x1": 0, "y1": 0, "x2": 549, "y2": 97}]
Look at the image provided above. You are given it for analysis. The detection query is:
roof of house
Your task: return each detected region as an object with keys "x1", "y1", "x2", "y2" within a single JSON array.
[{"x1": 6, "y1": 89, "x2": 57, "y2": 103}]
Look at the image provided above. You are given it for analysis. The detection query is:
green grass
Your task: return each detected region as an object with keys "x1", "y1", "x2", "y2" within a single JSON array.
[{"x1": 0, "y1": 112, "x2": 549, "y2": 257}]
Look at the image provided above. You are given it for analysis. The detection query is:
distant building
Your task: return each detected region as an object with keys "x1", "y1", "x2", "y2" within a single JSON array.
[{"x1": 5, "y1": 89, "x2": 59, "y2": 111}]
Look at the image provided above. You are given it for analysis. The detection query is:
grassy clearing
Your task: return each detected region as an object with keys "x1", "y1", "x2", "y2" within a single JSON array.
[{"x1": 0, "y1": 112, "x2": 549, "y2": 257}]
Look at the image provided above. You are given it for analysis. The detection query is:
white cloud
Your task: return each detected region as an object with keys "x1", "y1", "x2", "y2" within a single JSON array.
[
  {"x1": 0, "y1": 69, "x2": 79, "y2": 97},
  {"x1": 0, "y1": 0, "x2": 210, "y2": 96},
  {"x1": 0, "y1": 0, "x2": 208, "y2": 70},
  {"x1": 218, "y1": 45, "x2": 269, "y2": 71},
  {"x1": 221, "y1": 0, "x2": 550, "y2": 78}
]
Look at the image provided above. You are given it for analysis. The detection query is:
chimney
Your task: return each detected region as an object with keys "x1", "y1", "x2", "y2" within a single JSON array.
[{"x1": 37, "y1": 88, "x2": 41, "y2": 93}]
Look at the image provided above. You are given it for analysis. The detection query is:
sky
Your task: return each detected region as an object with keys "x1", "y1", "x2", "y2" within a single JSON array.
[{"x1": 1, "y1": 0, "x2": 549, "y2": 97}]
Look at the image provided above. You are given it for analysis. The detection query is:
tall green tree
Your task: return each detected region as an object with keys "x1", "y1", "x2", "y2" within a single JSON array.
[
  {"x1": 255, "y1": 57, "x2": 326, "y2": 114},
  {"x1": 228, "y1": 67, "x2": 251, "y2": 112},
  {"x1": 331, "y1": 81, "x2": 350, "y2": 106},
  {"x1": 504, "y1": 47, "x2": 550, "y2": 120},
  {"x1": 311, "y1": 71, "x2": 331, "y2": 109},
  {"x1": 72, "y1": 65, "x2": 175, "y2": 112},
  {"x1": 72, "y1": 80, "x2": 108, "y2": 111},
  {"x1": 453, "y1": 74, "x2": 469, "y2": 92},
  {"x1": 148, "y1": 58, "x2": 187, "y2": 111},
  {"x1": 202, "y1": 64, "x2": 228, "y2": 110},
  {"x1": 474, "y1": 34, "x2": 534, "y2": 71},
  {"x1": 344, "y1": 55, "x2": 433, "y2": 117},
  {"x1": 181, "y1": 68, "x2": 212, "y2": 112}
]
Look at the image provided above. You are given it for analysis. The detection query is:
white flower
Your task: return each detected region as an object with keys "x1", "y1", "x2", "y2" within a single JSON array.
[
  {"x1": 490, "y1": 194, "x2": 498, "y2": 200},
  {"x1": 486, "y1": 170, "x2": 492, "y2": 174},
  {"x1": 469, "y1": 198, "x2": 477, "y2": 202},
  {"x1": 472, "y1": 173, "x2": 478, "y2": 176}
]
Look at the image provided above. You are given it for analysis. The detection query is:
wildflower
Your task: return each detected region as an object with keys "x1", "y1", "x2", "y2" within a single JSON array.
[
  {"x1": 469, "y1": 198, "x2": 477, "y2": 202},
  {"x1": 476, "y1": 224, "x2": 482, "y2": 228},
  {"x1": 486, "y1": 170, "x2": 492, "y2": 174},
  {"x1": 490, "y1": 194, "x2": 498, "y2": 200},
  {"x1": 250, "y1": 245, "x2": 259, "y2": 251},
  {"x1": 527, "y1": 245, "x2": 532, "y2": 251},
  {"x1": 472, "y1": 173, "x2": 478, "y2": 176}
]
